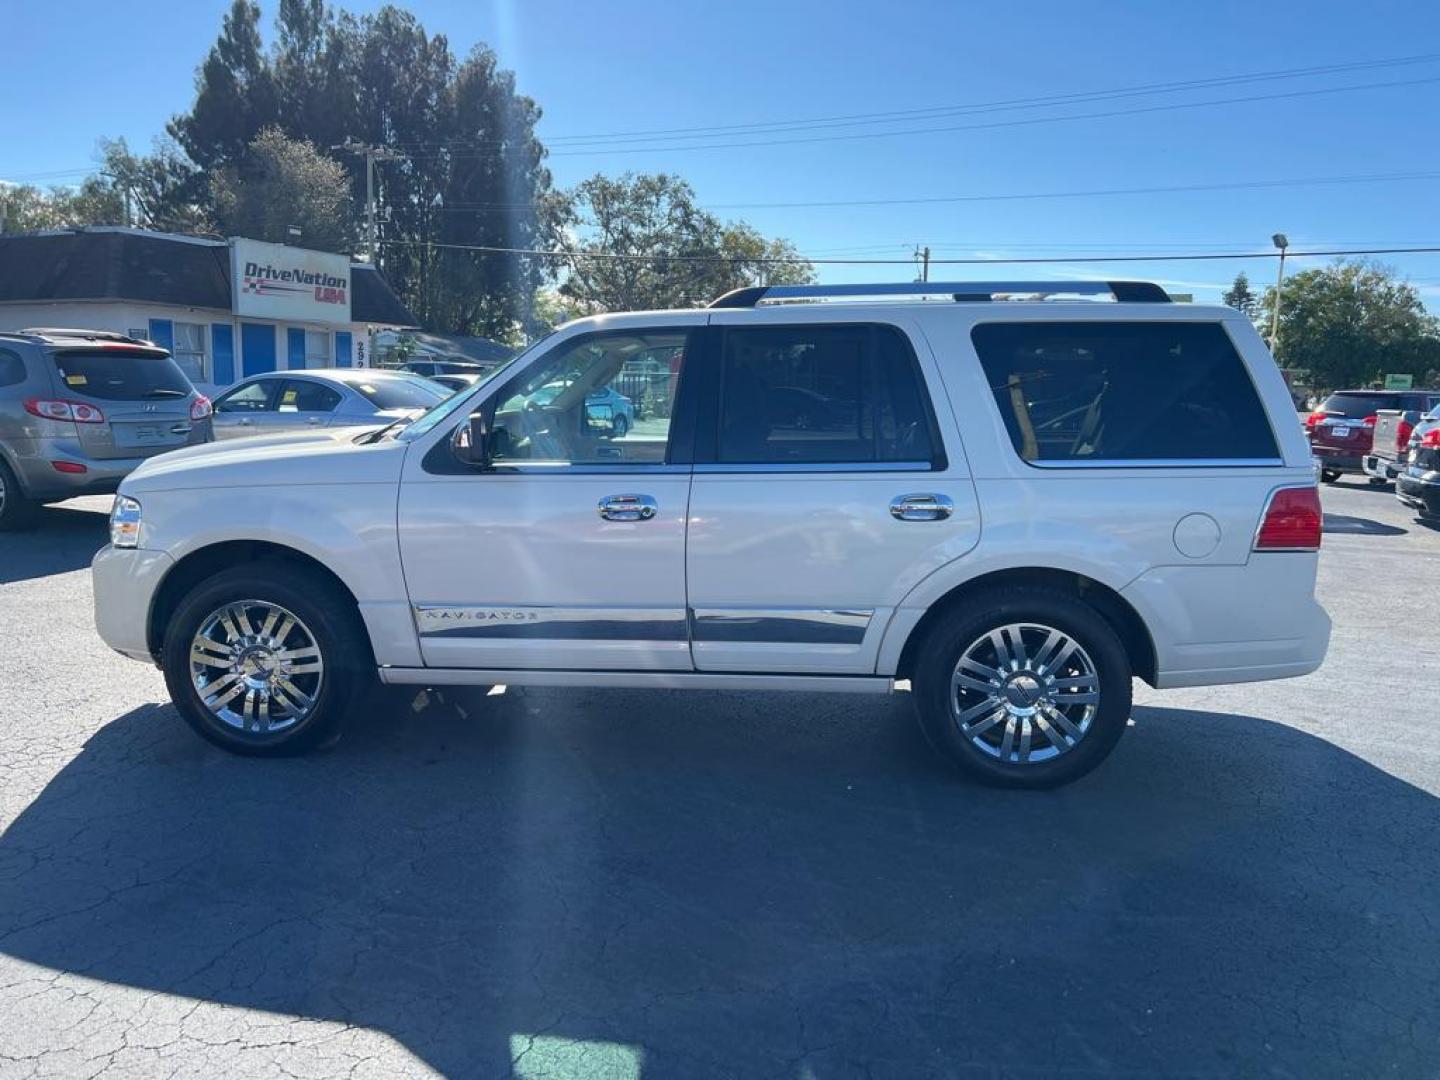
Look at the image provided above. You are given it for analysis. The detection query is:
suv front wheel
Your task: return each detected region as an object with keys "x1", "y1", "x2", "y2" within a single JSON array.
[
  {"x1": 913, "y1": 587, "x2": 1133, "y2": 788},
  {"x1": 161, "y1": 563, "x2": 371, "y2": 755}
]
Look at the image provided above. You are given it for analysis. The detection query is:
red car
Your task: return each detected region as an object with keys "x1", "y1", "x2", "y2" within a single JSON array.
[{"x1": 1306, "y1": 389, "x2": 1440, "y2": 484}]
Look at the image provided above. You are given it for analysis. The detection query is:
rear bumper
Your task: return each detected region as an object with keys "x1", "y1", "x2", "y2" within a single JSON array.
[
  {"x1": 1121, "y1": 556, "x2": 1330, "y2": 689},
  {"x1": 1362, "y1": 454, "x2": 1402, "y2": 480},
  {"x1": 92, "y1": 545, "x2": 174, "y2": 663},
  {"x1": 1397, "y1": 471, "x2": 1440, "y2": 517},
  {"x1": 11, "y1": 439, "x2": 176, "y2": 502},
  {"x1": 1310, "y1": 446, "x2": 1364, "y2": 473}
]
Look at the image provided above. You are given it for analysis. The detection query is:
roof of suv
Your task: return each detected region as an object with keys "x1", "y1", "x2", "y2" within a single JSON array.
[{"x1": 0, "y1": 328, "x2": 158, "y2": 348}]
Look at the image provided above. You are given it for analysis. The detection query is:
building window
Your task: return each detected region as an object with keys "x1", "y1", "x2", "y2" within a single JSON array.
[
  {"x1": 172, "y1": 322, "x2": 208, "y2": 383},
  {"x1": 305, "y1": 330, "x2": 332, "y2": 367}
]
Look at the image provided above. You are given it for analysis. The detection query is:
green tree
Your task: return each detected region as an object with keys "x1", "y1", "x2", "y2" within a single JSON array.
[
  {"x1": 211, "y1": 127, "x2": 354, "y2": 251},
  {"x1": 168, "y1": 2, "x2": 552, "y2": 337},
  {"x1": 1221, "y1": 271, "x2": 1258, "y2": 319},
  {"x1": 1260, "y1": 260, "x2": 1440, "y2": 389},
  {"x1": 556, "y1": 173, "x2": 814, "y2": 311}
]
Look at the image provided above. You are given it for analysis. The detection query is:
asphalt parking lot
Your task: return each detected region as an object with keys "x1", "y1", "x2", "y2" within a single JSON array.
[{"x1": 1, "y1": 481, "x2": 1438, "y2": 1079}]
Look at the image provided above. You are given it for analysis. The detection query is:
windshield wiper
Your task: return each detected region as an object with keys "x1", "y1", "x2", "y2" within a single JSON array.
[
  {"x1": 364, "y1": 417, "x2": 414, "y2": 444},
  {"x1": 144, "y1": 388, "x2": 188, "y2": 399}
]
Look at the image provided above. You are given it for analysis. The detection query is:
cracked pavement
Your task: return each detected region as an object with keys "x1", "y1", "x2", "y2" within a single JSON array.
[{"x1": 1, "y1": 482, "x2": 1438, "y2": 1078}]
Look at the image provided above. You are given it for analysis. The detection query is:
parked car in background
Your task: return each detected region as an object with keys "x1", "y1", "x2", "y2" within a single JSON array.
[
  {"x1": 93, "y1": 279, "x2": 1329, "y2": 789},
  {"x1": 430, "y1": 372, "x2": 485, "y2": 395},
  {"x1": 528, "y1": 381, "x2": 636, "y2": 436},
  {"x1": 1365, "y1": 397, "x2": 1440, "y2": 484},
  {"x1": 0, "y1": 328, "x2": 211, "y2": 530},
  {"x1": 1305, "y1": 389, "x2": 1440, "y2": 484},
  {"x1": 1396, "y1": 405, "x2": 1440, "y2": 522},
  {"x1": 400, "y1": 358, "x2": 495, "y2": 379},
  {"x1": 210, "y1": 369, "x2": 448, "y2": 441}
]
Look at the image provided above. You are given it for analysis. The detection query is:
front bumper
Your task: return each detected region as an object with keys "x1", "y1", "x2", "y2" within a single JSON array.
[
  {"x1": 92, "y1": 545, "x2": 175, "y2": 663},
  {"x1": 1397, "y1": 470, "x2": 1440, "y2": 518}
]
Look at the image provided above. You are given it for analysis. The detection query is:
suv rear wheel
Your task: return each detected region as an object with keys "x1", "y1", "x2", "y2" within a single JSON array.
[
  {"x1": 161, "y1": 563, "x2": 371, "y2": 755},
  {"x1": 913, "y1": 587, "x2": 1132, "y2": 789},
  {"x1": 0, "y1": 459, "x2": 38, "y2": 532}
]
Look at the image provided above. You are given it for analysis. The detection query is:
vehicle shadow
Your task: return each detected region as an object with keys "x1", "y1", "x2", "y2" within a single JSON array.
[
  {"x1": 1, "y1": 690, "x2": 1435, "y2": 1077},
  {"x1": 0, "y1": 502, "x2": 109, "y2": 584},
  {"x1": 1322, "y1": 512, "x2": 1408, "y2": 536}
]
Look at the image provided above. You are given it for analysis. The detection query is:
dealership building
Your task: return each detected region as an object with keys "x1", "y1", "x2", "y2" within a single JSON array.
[{"x1": 0, "y1": 227, "x2": 416, "y2": 393}]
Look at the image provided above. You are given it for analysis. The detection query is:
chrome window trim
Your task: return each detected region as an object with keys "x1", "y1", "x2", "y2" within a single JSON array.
[
  {"x1": 478, "y1": 462, "x2": 692, "y2": 476},
  {"x1": 691, "y1": 608, "x2": 873, "y2": 645},
  {"x1": 1021, "y1": 457, "x2": 1287, "y2": 469},
  {"x1": 693, "y1": 461, "x2": 934, "y2": 474}
]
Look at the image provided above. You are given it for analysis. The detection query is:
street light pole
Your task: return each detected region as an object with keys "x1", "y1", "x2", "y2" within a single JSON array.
[{"x1": 1269, "y1": 232, "x2": 1289, "y2": 352}]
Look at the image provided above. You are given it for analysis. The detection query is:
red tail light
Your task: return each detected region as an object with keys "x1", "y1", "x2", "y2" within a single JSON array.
[
  {"x1": 50, "y1": 460, "x2": 87, "y2": 474},
  {"x1": 23, "y1": 398, "x2": 106, "y2": 424},
  {"x1": 1362, "y1": 415, "x2": 1377, "y2": 427},
  {"x1": 1395, "y1": 419, "x2": 1414, "y2": 448},
  {"x1": 1255, "y1": 486, "x2": 1323, "y2": 551},
  {"x1": 1421, "y1": 428, "x2": 1440, "y2": 449},
  {"x1": 190, "y1": 395, "x2": 213, "y2": 421},
  {"x1": 1304, "y1": 410, "x2": 1326, "y2": 429}
]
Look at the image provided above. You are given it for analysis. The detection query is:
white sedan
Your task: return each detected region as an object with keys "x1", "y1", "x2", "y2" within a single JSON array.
[{"x1": 210, "y1": 369, "x2": 448, "y2": 440}]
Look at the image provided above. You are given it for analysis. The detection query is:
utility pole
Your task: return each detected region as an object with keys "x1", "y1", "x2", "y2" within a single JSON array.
[
  {"x1": 1269, "y1": 232, "x2": 1289, "y2": 353},
  {"x1": 332, "y1": 140, "x2": 406, "y2": 261},
  {"x1": 913, "y1": 245, "x2": 931, "y2": 282}
]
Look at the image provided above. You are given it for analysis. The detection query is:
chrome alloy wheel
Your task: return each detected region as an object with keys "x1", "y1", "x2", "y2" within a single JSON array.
[
  {"x1": 189, "y1": 601, "x2": 324, "y2": 734},
  {"x1": 950, "y1": 622, "x2": 1099, "y2": 765}
]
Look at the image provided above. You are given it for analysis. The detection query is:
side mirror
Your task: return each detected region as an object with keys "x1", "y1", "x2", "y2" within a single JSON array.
[{"x1": 453, "y1": 411, "x2": 492, "y2": 468}]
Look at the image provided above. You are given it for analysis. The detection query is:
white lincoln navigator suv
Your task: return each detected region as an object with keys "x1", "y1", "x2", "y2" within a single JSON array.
[{"x1": 92, "y1": 281, "x2": 1330, "y2": 788}]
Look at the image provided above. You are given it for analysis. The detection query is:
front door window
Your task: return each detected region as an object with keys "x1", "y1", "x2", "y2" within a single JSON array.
[{"x1": 483, "y1": 331, "x2": 688, "y2": 466}]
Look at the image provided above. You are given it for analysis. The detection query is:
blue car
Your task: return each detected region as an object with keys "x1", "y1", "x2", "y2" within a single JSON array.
[{"x1": 531, "y1": 382, "x2": 636, "y2": 436}]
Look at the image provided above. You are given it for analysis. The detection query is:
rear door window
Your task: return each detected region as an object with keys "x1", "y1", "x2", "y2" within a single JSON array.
[
  {"x1": 715, "y1": 324, "x2": 940, "y2": 466},
  {"x1": 278, "y1": 380, "x2": 343, "y2": 413},
  {"x1": 52, "y1": 349, "x2": 192, "y2": 401},
  {"x1": 971, "y1": 321, "x2": 1279, "y2": 463}
]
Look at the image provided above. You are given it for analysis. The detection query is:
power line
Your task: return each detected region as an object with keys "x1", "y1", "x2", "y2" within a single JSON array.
[
  {"x1": 416, "y1": 170, "x2": 1440, "y2": 214},
  {"x1": 386, "y1": 240, "x2": 1440, "y2": 266},
  {"x1": 387, "y1": 51, "x2": 1440, "y2": 150},
  {"x1": 397, "y1": 73, "x2": 1440, "y2": 160}
]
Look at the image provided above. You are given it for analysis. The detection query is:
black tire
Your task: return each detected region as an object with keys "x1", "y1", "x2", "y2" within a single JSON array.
[
  {"x1": 0, "y1": 458, "x2": 38, "y2": 532},
  {"x1": 1367, "y1": 476, "x2": 1389, "y2": 487},
  {"x1": 1320, "y1": 469, "x2": 1341, "y2": 484},
  {"x1": 161, "y1": 562, "x2": 373, "y2": 756},
  {"x1": 612, "y1": 413, "x2": 631, "y2": 437},
  {"x1": 912, "y1": 587, "x2": 1133, "y2": 789}
]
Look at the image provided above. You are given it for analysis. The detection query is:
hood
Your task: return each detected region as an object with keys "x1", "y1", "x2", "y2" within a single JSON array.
[{"x1": 120, "y1": 425, "x2": 406, "y2": 495}]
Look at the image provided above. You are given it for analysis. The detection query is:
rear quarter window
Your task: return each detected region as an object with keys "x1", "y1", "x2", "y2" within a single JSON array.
[
  {"x1": 52, "y1": 349, "x2": 192, "y2": 401},
  {"x1": 971, "y1": 321, "x2": 1279, "y2": 464},
  {"x1": 0, "y1": 349, "x2": 27, "y2": 388}
]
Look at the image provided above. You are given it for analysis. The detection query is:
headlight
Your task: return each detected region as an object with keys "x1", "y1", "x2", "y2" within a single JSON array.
[{"x1": 110, "y1": 496, "x2": 142, "y2": 548}]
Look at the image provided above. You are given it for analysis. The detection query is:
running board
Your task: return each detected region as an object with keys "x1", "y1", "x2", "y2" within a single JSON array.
[{"x1": 378, "y1": 668, "x2": 896, "y2": 694}]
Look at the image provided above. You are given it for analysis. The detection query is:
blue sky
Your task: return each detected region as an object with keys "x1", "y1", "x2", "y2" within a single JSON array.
[{"x1": 4, "y1": 0, "x2": 1440, "y2": 305}]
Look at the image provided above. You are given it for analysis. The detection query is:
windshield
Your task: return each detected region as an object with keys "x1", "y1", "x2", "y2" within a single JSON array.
[
  {"x1": 52, "y1": 349, "x2": 193, "y2": 401},
  {"x1": 349, "y1": 375, "x2": 449, "y2": 410},
  {"x1": 396, "y1": 334, "x2": 549, "y2": 442}
]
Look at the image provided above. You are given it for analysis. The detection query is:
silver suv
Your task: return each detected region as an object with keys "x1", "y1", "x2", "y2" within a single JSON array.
[{"x1": 0, "y1": 329, "x2": 212, "y2": 529}]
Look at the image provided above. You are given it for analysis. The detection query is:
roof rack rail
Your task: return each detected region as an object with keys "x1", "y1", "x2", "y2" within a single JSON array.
[
  {"x1": 18, "y1": 327, "x2": 152, "y2": 344},
  {"x1": 708, "y1": 280, "x2": 1170, "y2": 308}
]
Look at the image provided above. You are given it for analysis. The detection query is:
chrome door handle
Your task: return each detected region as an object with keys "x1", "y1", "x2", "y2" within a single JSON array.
[
  {"x1": 598, "y1": 493, "x2": 658, "y2": 521},
  {"x1": 890, "y1": 493, "x2": 954, "y2": 521},
  {"x1": 306, "y1": 416, "x2": 323, "y2": 425}
]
